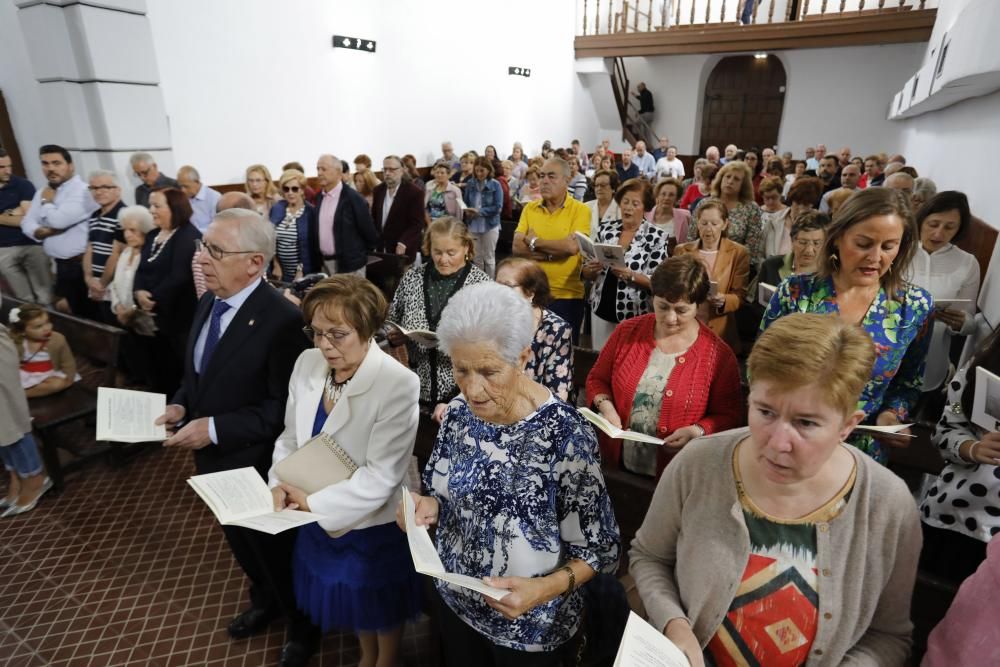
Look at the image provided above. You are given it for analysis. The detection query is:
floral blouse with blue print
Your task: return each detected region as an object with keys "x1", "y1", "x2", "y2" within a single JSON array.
[
  {"x1": 423, "y1": 395, "x2": 621, "y2": 652},
  {"x1": 760, "y1": 273, "x2": 933, "y2": 464}
]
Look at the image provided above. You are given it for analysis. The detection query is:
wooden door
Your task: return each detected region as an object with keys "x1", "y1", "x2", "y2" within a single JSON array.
[{"x1": 699, "y1": 55, "x2": 786, "y2": 154}]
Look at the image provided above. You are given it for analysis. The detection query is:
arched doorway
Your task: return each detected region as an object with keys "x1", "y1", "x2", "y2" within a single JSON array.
[{"x1": 699, "y1": 55, "x2": 786, "y2": 154}]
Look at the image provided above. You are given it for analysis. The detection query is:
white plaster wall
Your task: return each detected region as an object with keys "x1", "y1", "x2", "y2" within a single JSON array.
[
  {"x1": 623, "y1": 43, "x2": 925, "y2": 158},
  {"x1": 0, "y1": 0, "x2": 49, "y2": 184},
  {"x1": 147, "y1": 0, "x2": 589, "y2": 185}
]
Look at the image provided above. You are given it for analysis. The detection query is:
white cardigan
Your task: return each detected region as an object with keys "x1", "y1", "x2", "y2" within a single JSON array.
[{"x1": 268, "y1": 343, "x2": 420, "y2": 534}]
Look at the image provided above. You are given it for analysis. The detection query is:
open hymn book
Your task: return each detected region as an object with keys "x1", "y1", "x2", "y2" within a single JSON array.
[
  {"x1": 401, "y1": 487, "x2": 510, "y2": 601},
  {"x1": 575, "y1": 232, "x2": 627, "y2": 269},
  {"x1": 96, "y1": 387, "x2": 167, "y2": 443},
  {"x1": 187, "y1": 467, "x2": 323, "y2": 535},
  {"x1": 578, "y1": 407, "x2": 666, "y2": 445},
  {"x1": 385, "y1": 320, "x2": 439, "y2": 348},
  {"x1": 613, "y1": 611, "x2": 690, "y2": 667}
]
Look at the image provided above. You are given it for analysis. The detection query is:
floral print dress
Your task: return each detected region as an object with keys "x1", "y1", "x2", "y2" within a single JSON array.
[
  {"x1": 524, "y1": 309, "x2": 574, "y2": 403},
  {"x1": 424, "y1": 396, "x2": 620, "y2": 651},
  {"x1": 760, "y1": 273, "x2": 933, "y2": 464}
]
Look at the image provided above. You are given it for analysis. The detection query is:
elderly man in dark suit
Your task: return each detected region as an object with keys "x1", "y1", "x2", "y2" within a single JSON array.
[
  {"x1": 371, "y1": 155, "x2": 424, "y2": 263},
  {"x1": 155, "y1": 208, "x2": 314, "y2": 667},
  {"x1": 314, "y1": 153, "x2": 376, "y2": 276}
]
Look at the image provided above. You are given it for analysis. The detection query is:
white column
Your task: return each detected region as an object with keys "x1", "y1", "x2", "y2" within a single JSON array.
[{"x1": 15, "y1": 0, "x2": 173, "y2": 203}]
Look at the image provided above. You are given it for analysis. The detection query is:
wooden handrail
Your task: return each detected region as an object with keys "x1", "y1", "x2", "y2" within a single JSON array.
[{"x1": 580, "y1": 0, "x2": 931, "y2": 33}]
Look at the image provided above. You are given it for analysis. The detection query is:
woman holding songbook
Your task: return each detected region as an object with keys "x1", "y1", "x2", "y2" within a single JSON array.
[
  {"x1": 400, "y1": 283, "x2": 620, "y2": 666},
  {"x1": 386, "y1": 217, "x2": 491, "y2": 422},
  {"x1": 673, "y1": 198, "x2": 750, "y2": 353},
  {"x1": 905, "y1": 191, "x2": 979, "y2": 399},
  {"x1": 580, "y1": 178, "x2": 668, "y2": 350},
  {"x1": 748, "y1": 211, "x2": 828, "y2": 311},
  {"x1": 630, "y1": 313, "x2": 921, "y2": 667},
  {"x1": 268, "y1": 275, "x2": 422, "y2": 667},
  {"x1": 586, "y1": 255, "x2": 743, "y2": 480},
  {"x1": 918, "y1": 324, "x2": 1000, "y2": 586},
  {"x1": 761, "y1": 187, "x2": 932, "y2": 464}
]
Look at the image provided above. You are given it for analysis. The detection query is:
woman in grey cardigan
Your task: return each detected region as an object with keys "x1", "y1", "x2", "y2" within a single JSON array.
[{"x1": 630, "y1": 312, "x2": 921, "y2": 667}]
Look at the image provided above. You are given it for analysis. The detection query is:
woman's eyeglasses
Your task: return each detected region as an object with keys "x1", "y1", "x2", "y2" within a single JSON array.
[{"x1": 282, "y1": 185, "x2": 301, "y2": 193}]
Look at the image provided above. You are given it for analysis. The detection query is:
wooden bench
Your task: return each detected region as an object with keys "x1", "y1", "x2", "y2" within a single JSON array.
[{"x1": 0, "y1": 295, "x2": 126, "y2": 491}]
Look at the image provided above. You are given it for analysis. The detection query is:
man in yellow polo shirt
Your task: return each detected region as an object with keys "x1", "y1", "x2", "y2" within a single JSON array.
[{"x1": 514, "y1": 157, "x2": 590, "y2": 341}]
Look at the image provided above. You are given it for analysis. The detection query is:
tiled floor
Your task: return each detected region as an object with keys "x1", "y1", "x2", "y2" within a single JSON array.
[{"x1": 0, "y1": 442, "x2": 436, "y2": 667}]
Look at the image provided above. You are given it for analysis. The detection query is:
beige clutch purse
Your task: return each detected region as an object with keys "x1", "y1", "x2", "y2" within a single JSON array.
[{"x1": 274, "y1": 431, "x2": 358, "y2": 495}]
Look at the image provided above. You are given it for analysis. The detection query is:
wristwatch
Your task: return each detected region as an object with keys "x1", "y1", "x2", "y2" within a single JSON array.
[{"x1": 529, "y1": 237, "x2": 537, "y2": 253}]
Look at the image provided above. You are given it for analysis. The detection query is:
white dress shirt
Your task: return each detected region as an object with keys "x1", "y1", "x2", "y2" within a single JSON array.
[
  {"x1": 193, "y1": 277, "x2": 263, "y2": 442},
  {"x1": 20, "y1": 175, "x2": 96, "y2": 259},
  {"x1": 906, "y1": 244, "x2": 980, "y2": 390}
]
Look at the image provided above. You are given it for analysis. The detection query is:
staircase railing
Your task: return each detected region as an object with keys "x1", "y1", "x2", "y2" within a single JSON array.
[{"x1": 579, "y1": 0, "x2": 934, "y2": 35}]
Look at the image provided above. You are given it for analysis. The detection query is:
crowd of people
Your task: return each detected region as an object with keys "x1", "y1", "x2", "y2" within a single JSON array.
[{"x1": 0, "y1": 133, "x2": 995, "y2": 666}]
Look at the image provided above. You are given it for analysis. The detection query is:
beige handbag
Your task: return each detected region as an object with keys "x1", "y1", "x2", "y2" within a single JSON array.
[{"x1": 274, "y1": 431, "x2": 358, "y2": 495}]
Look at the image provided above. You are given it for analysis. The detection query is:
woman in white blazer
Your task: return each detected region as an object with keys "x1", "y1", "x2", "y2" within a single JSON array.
[{"x1": 268, "y1": 275, "x2": 421, "y2": 667}]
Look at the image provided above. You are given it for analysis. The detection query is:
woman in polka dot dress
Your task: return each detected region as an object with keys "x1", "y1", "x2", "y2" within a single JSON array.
[
  {"x1": 919, "y1": 325, "x2": 1000, "y2": 584},
  {"x1": 581, "y1": 178, "x2": 667, "y2": 350}
]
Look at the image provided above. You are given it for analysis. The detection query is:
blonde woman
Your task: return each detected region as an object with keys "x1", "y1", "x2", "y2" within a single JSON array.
[
  {"x1": 245, "y1": 164, "x2": 280, "y2": 218},
  {"x1": 269, "y1": 169, "x2": 320, "y2": 281}
]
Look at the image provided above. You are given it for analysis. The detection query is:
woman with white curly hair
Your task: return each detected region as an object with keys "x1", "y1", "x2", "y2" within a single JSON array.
[{"x1": 399, "y1": 282, "x2": 620, "y2": 666}]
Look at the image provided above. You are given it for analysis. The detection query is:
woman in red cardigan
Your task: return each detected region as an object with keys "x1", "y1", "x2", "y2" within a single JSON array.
[{"x1": 586, "y1": 255, "x2": 744, "y2": 479}]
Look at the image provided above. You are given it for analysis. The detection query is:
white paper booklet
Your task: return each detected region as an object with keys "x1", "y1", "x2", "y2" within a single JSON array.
[
  {"x1": 853, "y1": 423, "x2": 916, "y2": 437},
  {"x1": 578, "y1": 408, "x2": 666, "y2": 445},
  {"x1": 972, "y1": 366, "x2": 1000, "y2": 432},
  {"x1": 757, "y1": 282, "x2": 776, "y2": 307},
  {"x1": 613, "y1": 611, "x2": 690, "y2": 667},
  {"x1": 386, "y1": 320, "x2": 439, "y2": 348},
  {"x1": 401, "y1": 487, "x2": 510, "y2": 601},
  {"x1": 187, "y1": 467, "x2": 323, "y2": 535},
  {"x1": 934, "y1": 298, "x2": 972, "y2": 309},
  {"x1": 575, "y1": 231, "x2": 627, "y2": 268},
  {"x1": 96, "y1": 387, "x2": 167, "y2": 443}
]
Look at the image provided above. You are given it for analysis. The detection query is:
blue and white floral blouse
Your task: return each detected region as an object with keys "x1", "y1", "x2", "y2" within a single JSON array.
[
  {"x1": 760, "y1": 273, "x2": 933, "y2": 464},
  {"x1": 423, "y1": 394, "x2": 620, "y2": 652},
  {"x1": 525, "y1": 310, "x2": 574, "y2": 403}
]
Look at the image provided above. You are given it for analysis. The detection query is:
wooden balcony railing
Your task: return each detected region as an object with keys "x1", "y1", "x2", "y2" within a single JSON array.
[{"x1": 578, "y1": 0, "x2": 936, "y2": 35}]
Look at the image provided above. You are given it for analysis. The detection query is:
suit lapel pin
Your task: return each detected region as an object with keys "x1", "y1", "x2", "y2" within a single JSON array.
[{"x1": 248, "y1": 319, "x2": 255, "y2": 326}]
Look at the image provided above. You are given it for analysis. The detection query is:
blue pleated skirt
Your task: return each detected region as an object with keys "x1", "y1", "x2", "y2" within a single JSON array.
[{"x1": 293, "y1": 520, "x2": 423, "y2": 633}]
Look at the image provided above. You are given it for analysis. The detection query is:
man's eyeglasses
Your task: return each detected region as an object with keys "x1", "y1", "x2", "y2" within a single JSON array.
[
  {"x1": 793, "y1": 239, "x2": 823, "y2": 249},
  {"x1": 195, "y1": 240, "x2": 258, "y2": 261},
  {"x1": 282, "y1": 185, "x2": 301, "y2": 193},
  {"x1": 88, "y1": 185, "x2": 118, "y2": 191},
  {"x1": 302, "y1": 326, "x2": 350, "y2": 344},
  {"x1": 134, "y1": 168, "x2": 152, "y2": 178}
]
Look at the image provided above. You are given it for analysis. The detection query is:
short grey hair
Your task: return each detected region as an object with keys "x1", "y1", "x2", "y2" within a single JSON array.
[
  {"x1": 129, "y1": 152, "x2": 154, "y2": 167},
  {"x1": 118, "y1": 205, "x2": 156, "y2": 234},
  {"x1": 88, "y1": 169, "x2": 120, "y2": 186},
  {"x1": 437, "y1": 283, "x2": 534, "y2": 366},
  {"x1": 383, "y1": 154, "x2": 403, "y2": 168},
  {"x1": 545, "y1": 156, "x2": 573, "y2": 180},
  {"x1": 318, "y1": 154, "x2": 342, "y2": 172},
  {"x1": 913, "y1": 177, "x2": 937, "y2": 199},
  {"x1": 177, "y1": 165, "x2": 201, "y2": 182},
  {"x1": 213, "y1": 208, "x2": 276, "y2": 265},
  {"x1": 885, "y1": 172, "x2": 914, "y2": 190}
]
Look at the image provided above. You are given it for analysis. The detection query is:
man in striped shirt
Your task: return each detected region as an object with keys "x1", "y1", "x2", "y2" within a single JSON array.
[{"x1": 82, "y1": 169, "x2": 125, "y2": 321}]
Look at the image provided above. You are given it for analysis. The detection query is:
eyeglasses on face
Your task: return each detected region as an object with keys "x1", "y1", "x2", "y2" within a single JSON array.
[
  {"x1": 195, "y1": 239, "x2": 258, "y2": 261},
  {"x1": 793, "y1": 239, "x2": 823, "y2": 249},
  {"x1": 302, "y1": 326, "x2": 352, "y2": 344},
  {"x1": 282, "y1": 185, "x2": 301, "y2": 193},
  {"x1": 88, "y1": 185, "x2": 119, "y2": 191}
]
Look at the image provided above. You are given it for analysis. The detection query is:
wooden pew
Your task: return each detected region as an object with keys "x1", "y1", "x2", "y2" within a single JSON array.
[{"x1": 0, "y1": 295, "x2": 125, "y2": 491}]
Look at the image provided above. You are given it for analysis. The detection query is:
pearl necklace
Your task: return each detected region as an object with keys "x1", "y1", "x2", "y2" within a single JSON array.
[
  {"x1": 324, "y1": 370, "x2": 352, "y2": 404},
  {"x1": 147, "y1": 229, "x2": 175, "y2": 263}
]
